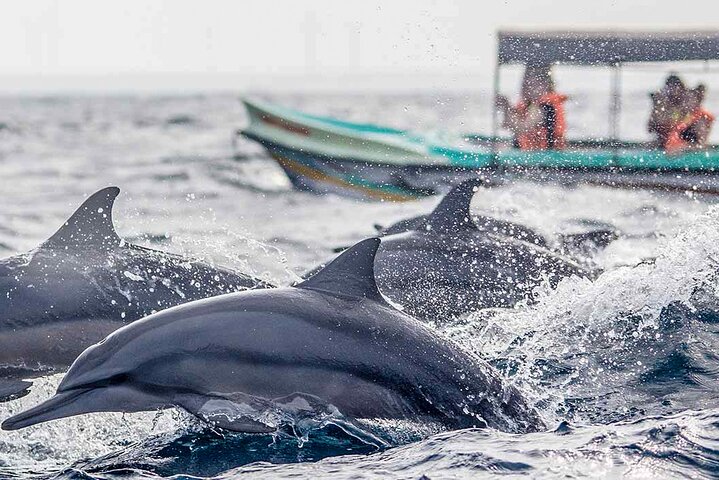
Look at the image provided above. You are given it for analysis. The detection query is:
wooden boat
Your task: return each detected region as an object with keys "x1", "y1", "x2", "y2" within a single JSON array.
[{"x1": 239, "y1": 30, "x2": 719, "y2": 201}]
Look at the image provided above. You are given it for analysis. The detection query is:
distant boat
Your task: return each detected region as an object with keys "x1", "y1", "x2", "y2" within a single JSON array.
[
  {"x1": 239, "y1": 97, "x2": 719, "y2": 200},
  {"x1": 239, "y1": 29, "x2": 719, "y2": 201}
]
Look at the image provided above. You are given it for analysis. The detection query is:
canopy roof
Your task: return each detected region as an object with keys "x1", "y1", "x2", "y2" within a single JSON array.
[{"x1": 498, "y1": 30, "x2": 719, "y2": 65}]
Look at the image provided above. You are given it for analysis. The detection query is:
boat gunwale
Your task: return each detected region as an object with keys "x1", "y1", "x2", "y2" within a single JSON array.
[{"x1": 242, "y1": 130, "x2": 719, "y2": 178}]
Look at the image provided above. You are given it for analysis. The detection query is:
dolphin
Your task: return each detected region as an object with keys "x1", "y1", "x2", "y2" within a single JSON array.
[
  {"x1": 0, "y1": 187, "x2": 271, "y2": 401},
  {"x1": 366, "y1": 179, "x2": 599, "y2": 321},
  {"x1": 375, "y1": 179, "x2": 618, "y2": 253},
  {"x1": 2, "y1": 238, "x2": 544, "y2": 434}
]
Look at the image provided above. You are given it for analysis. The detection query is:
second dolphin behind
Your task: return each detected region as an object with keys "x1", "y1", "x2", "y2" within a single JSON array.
[
  {"x1": 0, "y1": 187, "x2": 271, "y2": 401},
  {"x1": 311, "y1": 179, "x2": 607, "y2": 322}
]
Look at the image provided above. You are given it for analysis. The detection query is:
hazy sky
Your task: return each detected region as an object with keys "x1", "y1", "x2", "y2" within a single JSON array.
[{"x1": 1, "y1": 0, "x2": 718, "y2": 92}]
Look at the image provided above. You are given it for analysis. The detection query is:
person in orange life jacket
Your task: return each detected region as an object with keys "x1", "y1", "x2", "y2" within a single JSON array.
[
  {"x1": 495, "y1": 65, "x2": 567, "y2": 150},
  {"x1": 648, "y1": 74, "x2": 688, "y2": 148},
  {"x1": 664, "y1": 85, "x2": 715, "y2": 153}
]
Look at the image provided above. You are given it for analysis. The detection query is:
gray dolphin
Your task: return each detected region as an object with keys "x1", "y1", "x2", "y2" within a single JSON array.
[
  {"x1": 376, "y1": 180, "x2": 545, "y2": 246},
  {"x1": 0, "y1": 187, "x2": 271, "y2": 401},
  {"x1": 369, "y1": 179, "x2": 598, "y2": 321},
  {"x1": 376, "y1": 179, "x2": 618, "y2": 253},
  {"x1": 2, "y1": 238, "x2": 544, "y2": 434}
]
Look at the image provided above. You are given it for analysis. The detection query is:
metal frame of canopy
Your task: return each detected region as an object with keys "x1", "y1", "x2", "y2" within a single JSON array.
[{"x1": 492, "y1": 29, "x2": 719, "y2": 152}]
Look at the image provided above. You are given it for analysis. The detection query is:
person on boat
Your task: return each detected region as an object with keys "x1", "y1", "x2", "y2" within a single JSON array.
[
  {"x1": 664, "y1": 84, "x2": 715, "y2": 153},
  {"x1": 647, "y1": 74, "x2": 688, "y2": 147},
  {"x1": 495, "y1": 65, "x2": 567, "y2": 150}
]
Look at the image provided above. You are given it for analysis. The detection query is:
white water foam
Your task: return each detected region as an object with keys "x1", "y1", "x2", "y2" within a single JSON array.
[
  {"x1": 444, "y1": 205, "x2": 719, "y2": 423},
  {"x1": 0, "y1": 374, "x2": 188, "y2": 473}
]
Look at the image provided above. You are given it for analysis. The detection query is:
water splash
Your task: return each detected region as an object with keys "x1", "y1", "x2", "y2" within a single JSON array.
[
  {"x1": 445, "y1": 206, "x2": 719, "y2": 425},
  {"x1": 0, "y1": 375, "x2": 185, "y2": 474}
]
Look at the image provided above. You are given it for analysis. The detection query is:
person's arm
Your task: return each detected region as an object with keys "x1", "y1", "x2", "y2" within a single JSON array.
[{"x1": 542, "y1": 104, "x2": 558, "y2": 149}]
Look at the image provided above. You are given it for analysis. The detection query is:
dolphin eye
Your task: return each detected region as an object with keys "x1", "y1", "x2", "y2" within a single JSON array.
[
  {"x1": 82, "y1": 373, "x2": 129, "y2": 389},
  {"x1": 107, "y1": 373, "x2": 129, "y2": 386}
]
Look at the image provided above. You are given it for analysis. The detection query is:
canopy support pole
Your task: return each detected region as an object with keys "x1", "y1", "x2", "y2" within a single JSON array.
[
  {"x1": 491, "y1": 61, "x2": 501, "y2": 160},
  {"x1": 609, "y1": 62, "x2": 622, "y2": 151}
]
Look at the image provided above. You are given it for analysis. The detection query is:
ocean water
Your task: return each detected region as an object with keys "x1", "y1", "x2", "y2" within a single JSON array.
[{"x1": 1, "y1": 93, "x2": 719, "y2": 479}]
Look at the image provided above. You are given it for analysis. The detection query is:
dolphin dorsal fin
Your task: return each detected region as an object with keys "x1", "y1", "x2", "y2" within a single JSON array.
[
  {"x1": 296, "y1": 238, "x2": 385, "y2": 302},
  {"x1": 427, "y1": 178, "x2": 483, "y2": 232},
  {"x1": 43, "y1": 187, "x2": 122, "y2": 250}
]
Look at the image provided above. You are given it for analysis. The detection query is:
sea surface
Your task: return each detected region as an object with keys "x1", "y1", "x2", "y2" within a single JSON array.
[{"x1": 1, "y1": 93, "x2": 719, "y2": 479}]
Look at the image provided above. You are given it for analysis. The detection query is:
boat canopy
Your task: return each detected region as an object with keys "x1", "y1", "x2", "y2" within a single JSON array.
[{"x1": 498, "y1": 30, "x2": 719, "y2": 65}]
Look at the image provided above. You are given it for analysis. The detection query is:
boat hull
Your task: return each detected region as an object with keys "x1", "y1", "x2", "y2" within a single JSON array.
[
  {"x1": 239, "y1": 98, "x2": 719, "y2": 200},
  {"x1": 243, "y1": 131, "x2": 481, "y2": 201},
  {"x1": 244, "y1": 131, "x2": 719, "y2": 198}
]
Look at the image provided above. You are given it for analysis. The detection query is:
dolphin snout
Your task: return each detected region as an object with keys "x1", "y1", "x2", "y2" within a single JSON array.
[
  {"x1": 2, "y1": 388, "x2": 90, "y2": 430},
  {"x1": 2, "y1": 382, "x2": 170, "y2": 431}
]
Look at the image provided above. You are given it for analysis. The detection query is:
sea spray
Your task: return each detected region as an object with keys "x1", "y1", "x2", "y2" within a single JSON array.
[{"x1": 445, "y1": 205, "x2": 719, "y2": 424}]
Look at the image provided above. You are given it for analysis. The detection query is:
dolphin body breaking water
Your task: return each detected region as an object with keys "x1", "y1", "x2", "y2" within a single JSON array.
[
  {"x1": 0, "y1": 187, "x2": 270, "y2": 401},
  {"x1": 376, "y1": 179, "x2": 618, "y2": 257},
  {"x1": 2, "y1": 238, "x2": 544, "y2": 434},
  {"x1": 371, "y1": 179, "x2": 601, "y2": 321}
]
